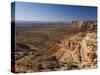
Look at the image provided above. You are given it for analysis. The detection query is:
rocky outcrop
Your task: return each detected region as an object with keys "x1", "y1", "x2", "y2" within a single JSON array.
[
  {"x1": 80, "y1": 32, "x2": 97, "y2": 68},
  {"x1": 51, "y1": 30, "x2": 97, "y2": 69},
  {"x1": 69, "y1": 21, "x2": 96, "y2": 32}
]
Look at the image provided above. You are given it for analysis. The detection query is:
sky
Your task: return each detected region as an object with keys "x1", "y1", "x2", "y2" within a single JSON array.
[{"x1": 11, "y1": 2, "x2": 97, "y2": 21}]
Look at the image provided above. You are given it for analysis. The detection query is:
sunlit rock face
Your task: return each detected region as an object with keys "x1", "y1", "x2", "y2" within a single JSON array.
[
  {"x1": 82, "y1": 32, "x2": 97, "y2": 63},
  {"x1": 52, "y1": 21, "x2": 97, "y2": 69}
]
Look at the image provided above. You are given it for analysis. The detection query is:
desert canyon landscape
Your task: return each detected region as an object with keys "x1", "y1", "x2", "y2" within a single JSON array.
[
  {"x1": 11, "y1": 20, "x2": 97, "y2": 73},
  {"x1": 11, "y1": 2, "x2": 97, "y2": 73}
]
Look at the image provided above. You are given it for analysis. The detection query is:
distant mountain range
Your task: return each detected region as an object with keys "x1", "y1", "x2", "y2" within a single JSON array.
[{"x1": 11, "y1": 20, "x2": 97, "y2": 27}]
